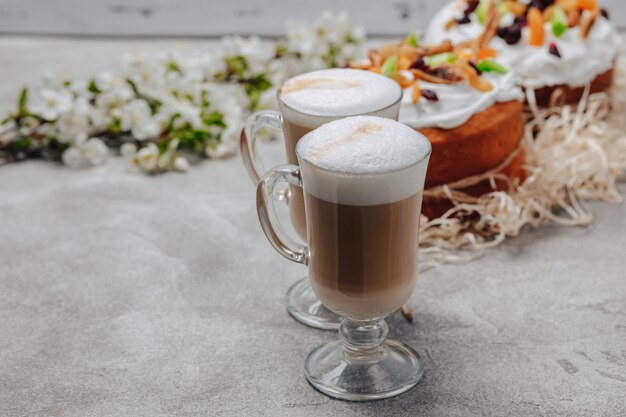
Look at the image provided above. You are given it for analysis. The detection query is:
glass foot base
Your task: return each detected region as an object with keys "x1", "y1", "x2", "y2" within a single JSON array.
[
  {"x1": 305, "y1": 339, "x2": 424, "y2": 401},
  {"x1": 286, "y1": 277, "x2": 341, "y2": 331}
]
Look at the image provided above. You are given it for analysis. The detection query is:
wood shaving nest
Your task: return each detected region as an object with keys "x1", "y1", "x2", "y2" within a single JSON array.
[{"x1": 418, "y1": 59, "x2": 626, "y2": 271}]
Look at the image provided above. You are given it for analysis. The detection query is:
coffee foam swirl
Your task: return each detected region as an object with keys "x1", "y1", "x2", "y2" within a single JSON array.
[
  {"x1": 279, "y1": 69, "x2": 402, "y2": 128},
  {"x1": 280, "y1": 77, "x2": 361, "y2": 95},
  {"x1": 297, "y1": 116, "x2": 431, "y2": 205}
]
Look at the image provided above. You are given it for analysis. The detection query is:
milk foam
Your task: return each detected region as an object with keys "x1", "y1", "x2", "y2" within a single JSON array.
[
  {"x1": 297, "y1": 116, "x2": 431, "y2": 205},
  {"x1": 280, "y1": 69, "x2": 402, "y2": 129}
]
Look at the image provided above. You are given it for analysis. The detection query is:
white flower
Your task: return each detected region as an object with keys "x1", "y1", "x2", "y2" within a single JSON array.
[
  {"x1": 286, "y1": 19, "x2": 317, "y2": 56},
  {"x1": 82, "y1": 138, "x2": 108, "y2": 166},
  {"x1": 95, "y1": 86, "x2": 134, "y2": 114},
  {"x1": 32, "y1": 89, "x2": 73, "y2": 121},
  {"x1": 134, "y1": 143, "x2": 159, "y2": 172},
  {"x1": 174, "y1": 156, "x2": 189, "y2": 172},
  {"x1": 56, "y1": 98, "x2": 91, "y2": 144},
  {"x1": 159, "y1": 97, "x2": 202, "y2": 130},
  {"x1": 60, "y1": 137, "x2": 107, "y2": 168},
  {"x1": 62, "y1": 146, "x2": 82, "y2": 168},
  {"x1": 120, "y1": 99, "x2": 161, "y2": 140},
  {"x1": 157, "y1": 153, "x2": 171, "y2": 170},
  {"x1": 220, "y1": 36, "x2": 274, "y2": 76},
  {"x1": 89, "y1": 107, "x2": 113, "y2": 131},
  {"x1": 120, "y1": 143, "x2": 138, "y2": 159}
]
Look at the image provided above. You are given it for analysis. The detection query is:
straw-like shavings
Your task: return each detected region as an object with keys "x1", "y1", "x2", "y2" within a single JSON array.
[{"x1": 418, "y1": 59, "x2": 626, "y2": 270}]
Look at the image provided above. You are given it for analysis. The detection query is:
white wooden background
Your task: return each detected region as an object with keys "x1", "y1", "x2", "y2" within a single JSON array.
[{"x1": 0, "y1": 0, "x2": 624, "y2": 37}]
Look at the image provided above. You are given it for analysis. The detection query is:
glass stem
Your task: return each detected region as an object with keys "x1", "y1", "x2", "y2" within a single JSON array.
[{"x1": 339, "y1": 317, "x2": 388, "y2": 356}]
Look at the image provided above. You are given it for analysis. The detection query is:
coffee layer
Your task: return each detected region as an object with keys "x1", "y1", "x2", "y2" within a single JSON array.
[{"x1": 307, "y1": 192, "x2": 421, "y2": 319}]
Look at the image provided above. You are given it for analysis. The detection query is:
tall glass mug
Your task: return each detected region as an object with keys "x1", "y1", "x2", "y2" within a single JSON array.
[
  {"x1": 241, "y1": 68, "x2": 402, "y2": 330},
  {"x1": 256, "y1": 116, "x2": 431, "y2": 401}
]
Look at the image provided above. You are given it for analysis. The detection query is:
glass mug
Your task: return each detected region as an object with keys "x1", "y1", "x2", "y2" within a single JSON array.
[
  {"x1": 256, "y1": 116, "x2": 431, "y2": 400},
  {"x1": 241, "y1": 68, "x2": 402, "y2": 330}
]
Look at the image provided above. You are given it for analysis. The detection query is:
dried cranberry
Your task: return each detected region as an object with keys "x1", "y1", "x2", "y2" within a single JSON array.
[
  {"x1": 549, "y1": 42, "x2": 561, "y2": 58},
  {"x1": 456, "y1": 15, "x2": 471, "y2": 24},
  {"x1": 502, "y1": 25, "x2": 522, "y2": 45},
  {"x1": 432, "y1": 67, "x2": 453, "y2": 80},
  {"x1": 513, "y1": 15, "x2": 528, "y2": 27},
  {"x1": 526, "y1": 0, "x2": 554, "y2": 12},
  {"x1": 600, "y1": 8, "x2": 610, "y2": 19},
  {"x1": 422, "y1": 89, "x2": 439, "y2": 102},
  {"x1": 465, "y1": 0, "x2": 479, "y2": 14},
  {"x1": 497, "y1": 27, "x2": 508, "y2": 38},
  {"x1": 469, "y1": 61, "x2": 482, "y2": 75},
  {"x1": 410, "y1": 57, "x2": 430, "y2": 72}
]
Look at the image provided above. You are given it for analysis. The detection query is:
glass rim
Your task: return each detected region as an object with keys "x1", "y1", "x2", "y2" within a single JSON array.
[{"x1": 276, "y1": 71, "x2": 404, "y2": 121}]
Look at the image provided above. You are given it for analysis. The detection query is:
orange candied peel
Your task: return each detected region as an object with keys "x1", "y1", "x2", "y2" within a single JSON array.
[
  {"x1": 556, "y1": 0, "x2": 578, "y2": 12},
  {"x1": 478, "y1": 47, "x2": 497, "y2": 60},
  {"x1": 577, "y1": 0, "x2": 598, "y2": 11},
  {"x1": 348, "y1": 8, "x2": 505, "y2": 100},
  {"x1": 528, "y1": 7, "x2": 545, "y2": 47}
]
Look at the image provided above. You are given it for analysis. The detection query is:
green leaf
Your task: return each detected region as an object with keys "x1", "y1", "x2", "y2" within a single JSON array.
[
  {"x1": 551, "y1": 6, "x2": 568, "y2": 38},
  {"x1": 477, "y1": 59, "x2": 508, "y2": 74},
  {"x1": 166, "y1": 61, "x2": 181, "y2": 73},
  {"x1": 381, "y1": 55, "x2": 398, "y2": 77},
  {"x1": 244, "y1": 74, "x2": 273, "y2": 110},
  {"x1": 166, "y1": 114, "x2": 181, "y2": 131},
  {"x1": 425, "y1": 52, "x2": 458, "y2": 68},
  {"x1": 202, "y1": 111, "x2": 226, "y2": 128},
  {"x1": 126, "y1": 79, "x2": 140, "y2": 97},
  {"x1": 87, "y1": 79, "x2": 101, "y2": 94},
  {"x1": 18, "y1": 88, "x2": 28, "y2": 116},
  {"x1": 407, "y1": 32, "x2": 419, "y2": 47},
  {"x1": 225, "y1": 55, "x2": 248, "y2": 78}
]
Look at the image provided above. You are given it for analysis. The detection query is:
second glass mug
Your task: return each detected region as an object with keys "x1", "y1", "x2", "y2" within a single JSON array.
[{"x1": 240, "y1": 69, "x2": 403, "y2": 330}]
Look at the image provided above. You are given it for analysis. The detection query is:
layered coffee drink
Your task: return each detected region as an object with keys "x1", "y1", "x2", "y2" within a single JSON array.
[
  {"x1": 278, "y1": 69, "x2": 402, "y2": 239},
  {"x1": 296, "y1": 117, "x2": 431, "y2": 319}
]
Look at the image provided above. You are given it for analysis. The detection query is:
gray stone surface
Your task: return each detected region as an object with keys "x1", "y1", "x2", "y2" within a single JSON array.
[{"x1": 1, "y1": 36, "x2": 626, "y2": 417}]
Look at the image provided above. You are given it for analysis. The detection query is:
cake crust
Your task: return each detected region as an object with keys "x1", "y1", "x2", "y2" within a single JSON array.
[
  {"x1": 418, "y1": 100, "x2": 525, "y2": 219},
  {"x1": 419, "y1": 100, "x2": 524, "y2": 188},
  {"x1": 530, "y1": 67, "x2": 614, "y2": 107}
]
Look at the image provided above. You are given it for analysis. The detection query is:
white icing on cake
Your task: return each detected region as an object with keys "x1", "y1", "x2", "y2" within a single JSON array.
[
  {"x1": 424, "y1": 0, "x2": 621, "y2": 89},
  {"x1": 296, "y1": 116, "x2": 431, "y2": 205},
  {"x1": 399, "y1": 68, "x2": 523, "y2": 129}
]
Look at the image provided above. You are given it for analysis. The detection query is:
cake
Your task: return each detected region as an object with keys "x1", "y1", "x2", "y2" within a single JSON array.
[
  {"x1": 351, "y1": 18, "x2": 525, "y2": 219},
  {"x1": 424, "y1": 0, "x2": 621, "y2": 106}
]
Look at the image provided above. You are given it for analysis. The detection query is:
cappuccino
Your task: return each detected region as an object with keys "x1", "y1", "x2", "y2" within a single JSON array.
[
  {"x1": 296, "y1": 116, "x2": 431, "y2": 319},
  {"x1": 278, "y1": 69, "x2": 402, "y2": 239}
]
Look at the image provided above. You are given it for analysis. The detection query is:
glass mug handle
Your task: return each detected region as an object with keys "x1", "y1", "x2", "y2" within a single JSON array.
[
  {"x1": 256, "y1": 165, "x2": 309, "y2": 265},
  {"x1": 240, "y1": 110, "x2": 283, "y2": 183}
]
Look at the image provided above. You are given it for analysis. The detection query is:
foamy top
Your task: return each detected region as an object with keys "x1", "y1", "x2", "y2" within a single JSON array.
[
  {"x1": 279, "y1": 69, "x2": 402, "y2": 128},
  {"x1": 296, "y1": 116, "x2": 431, "y2": 205}
]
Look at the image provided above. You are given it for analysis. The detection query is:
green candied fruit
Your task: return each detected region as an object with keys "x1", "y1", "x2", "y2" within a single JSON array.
[
  {"x1": 425, "y1": 52, "x2": 458, "y2": 68},
  {"x1": 477, "y1": 59, "x2": 508, "y2": 74},
  {"x1": 551, "y1": 6, "x2": 568, "y2": 38},
  {"x1": 407, "y1": 32, "x2": 419, "y2": 47},
  {"x1": 381, "y1": 55, "x2": 398, "y2": 77},
  {"x1": 476, "y1": 0, "x2": 506, "y2": 25}
]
